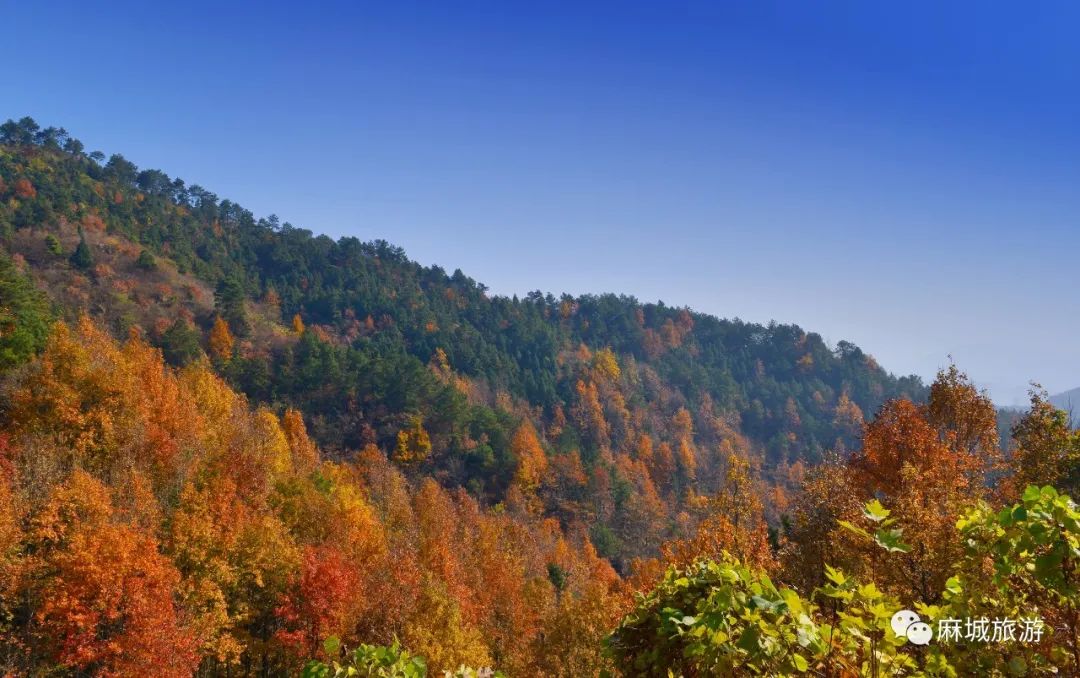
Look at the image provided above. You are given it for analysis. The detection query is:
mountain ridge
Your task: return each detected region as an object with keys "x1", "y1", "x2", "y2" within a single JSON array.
[
  {"x1": 0, "y1": 117, "x2": 925, "y2": 567},
  {"x1": 1051, "y1": 387, "x2": 1080, "y2": 410}
]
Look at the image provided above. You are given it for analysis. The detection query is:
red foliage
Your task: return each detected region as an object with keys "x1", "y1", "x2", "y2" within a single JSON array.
[
  {"x1": 34, "y1": 472, "x2": 198, "y2": 677},
  {"x1": 275, "y1": 544, "x2": 363, "y2": 658},
  {"x1": 13, "y1": 178, "x2": 36, "y2": 199}
]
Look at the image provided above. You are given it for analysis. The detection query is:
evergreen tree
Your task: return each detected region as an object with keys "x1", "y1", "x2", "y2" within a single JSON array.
[
  {"x1": 214, "y1": 275, "x2": 250, "y2": 337},
  {"x1": 69, "y1": 230, "x2": 93, "y2": 270},
  {"x1": 158, "y1": 318, "x2": 202, "y2": 366},
  {"x1": 135, "y1": 250, "x2": 157, "y2": 270},
  {"x1": 0, "y1": 251, "x2": 52, "y2": 370}
]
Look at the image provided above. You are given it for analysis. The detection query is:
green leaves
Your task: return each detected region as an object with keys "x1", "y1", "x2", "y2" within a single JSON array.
[
  {"x1": 324, "y1": 636, "x2": 342, "y2": 656},
  {"x1": 862, "y1": 498, "x2": 891, "y2": 523},
  {"x1": 606, "y1": 556, "x2": 906, "y2": 676},
  {"x1": 611, "y1": 488, "x2": 1080, "y2": 677},
  {"x1": 609, "y1": 558, "x2": 784, "y2": 673},
  {"x1": 1022, "y1": 484, "x2": 1057, "y2": 504},
  {"x1": 837, "y1": 519, "x2": 873, "y2": 541},
  {"x1": 840, "y1": 499, "x2": 911, "y2": 553},
  {"x1": 873, "y1": 528, "x2": 911, "y2": 553},
  {"x1": 302, "y1": 640, "x2": 428, "y2": 678},
  {"x1": 939, "y1": 486, "x2": 1080, "y2": 675},
  {"x1": 0, "y1": 250, "x2": 52, "y2": 371},
  {"x1": 303, "y1": 639, "x2": 506, "y2": 678},
  {"x1": 791, "y1": 653, "x2": 809, "y2": 672}
]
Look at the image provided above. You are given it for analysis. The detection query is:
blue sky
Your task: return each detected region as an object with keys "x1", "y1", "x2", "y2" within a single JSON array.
[{"x1": 6, "y1": 1, "x2": 1079, "y2": 404}]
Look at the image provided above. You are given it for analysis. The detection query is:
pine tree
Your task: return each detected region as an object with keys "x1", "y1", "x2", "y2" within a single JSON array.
[
  {"x1": 214, "y1": 275, "x2": 250, "y2": 337},
  {"x1": 159, "y1": 318, "x2": 202, "y2": 366},
  {"x1": 69, "y1": 230, "x2": 94, "y2": 270},
  {"x1": 135, "y1": 250, "x2": 157, "y2": 270},
  {"x1": 0, "y1": 251, "x2": 52, "y2": 370}
]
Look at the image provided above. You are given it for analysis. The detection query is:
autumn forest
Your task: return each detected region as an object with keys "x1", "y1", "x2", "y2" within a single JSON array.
[{"x1": 0, "y1": 118, "x2": 1078, "y2": 677}]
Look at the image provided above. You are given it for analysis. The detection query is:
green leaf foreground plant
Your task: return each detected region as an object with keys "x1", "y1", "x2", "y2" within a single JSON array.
[
  {"x1": 605, "y1": 554, "x2": 918, "y2": 676},
  {"x1": 606, "y1": 488, "x2": 1080, "y2": 676},
  {"x1": 302, "y1": 637, "x2": 506, "y2": 678},
  {"x1": 838, "y1": 498, "x2": 912, "y2": 554},
  {"x1": 940, "y1": 485, "x2": 1080, "y2": 675}
]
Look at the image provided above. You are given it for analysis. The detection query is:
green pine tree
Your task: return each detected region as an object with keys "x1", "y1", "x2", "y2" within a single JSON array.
[
  {"x1": 158, "y1": 318, "x2": 203, "y2": 366},
  {"x1": 69, "y1": 230, "x2": 94, "y2": 270},
  {"x1": 214, "y1": 275, "x2": 250, "y2": 336},
  {"x1": 0, "y1": 251, "x2": 52, "y2": 370}
]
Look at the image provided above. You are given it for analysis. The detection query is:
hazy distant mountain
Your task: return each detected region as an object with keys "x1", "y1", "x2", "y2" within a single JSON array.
[{"x1": 1051, "y1": 387, "x2": 1080, "y2": 415}]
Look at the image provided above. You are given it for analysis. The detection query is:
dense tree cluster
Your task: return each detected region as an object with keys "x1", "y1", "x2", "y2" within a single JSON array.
[
  {"x1": 3, "y1": 119, "x2": 1078, "y2": 676},
  {"x1": 0, "y1": 118, "x2": 925, "y2": 572},
  {"x1": 610, "y1": 483, "x2": 1080, "y2": 676},
  {"x1": 0, "y1": 320, "x2": 624, "y2": 675},
  {"x1": 610, "y1": 369, "x2": 1080, "y2": 676}
]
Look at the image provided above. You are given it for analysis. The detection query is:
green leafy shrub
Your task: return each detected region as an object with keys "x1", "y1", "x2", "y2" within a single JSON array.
[
  {"x1": 606, "y1": 554, "x2": 921, "y2": 676},
  {"x1": 135, "y1": 249, "x2": 157, "y2": 270},
  {"x1": 0, "y1": 251, "x2": 51, "y2": 370},
  {"x1": 933, "y1": 485, "x2": 1080, "y2": 675},
  {"x1": 302, "y1": 638, "x2": 505, "y2": 678},
  {"x1": 611, "y1": 489, "x2": 1080, "y2": 676},
  {"x1": 44, "y1": 233, "x2": 62, "y2": 255},
  {"x1": 303, "y1": 639, "x2": 427, "y2": 678}
]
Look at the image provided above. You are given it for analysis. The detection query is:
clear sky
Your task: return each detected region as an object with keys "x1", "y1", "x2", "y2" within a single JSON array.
[{"x1": 6, "y1": 1, "x2": 1079, "y2": 404}]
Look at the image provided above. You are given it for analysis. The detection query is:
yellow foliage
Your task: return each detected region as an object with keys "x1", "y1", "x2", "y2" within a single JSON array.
[
  {"x1": 7, "y1": 318, "x2": 202, "y2": 489},
  {"x1": 252, "y1": 407, "x2": 295, "y2": 482},
  {"x1": 209, "y1": 315, "x2": 235, "y2": 360},
  {"x1": 393, "y1": 416, "x2": 432, "y2": 465},
  {"x1": 282, "y1": 408, "x2": 318, "y2": 473},
  {"x1": 511, "y1": 421, "x2": 548, "y2": 506},
  {"x1": 592, "y1": 347, "x2": 621, "y2": 381},
  {"x1": 403, "y1": 577, "x2": 492, "y2": 673},
  {"x1": 0, "y1": 319, "x2": 630, "y2": 675}
]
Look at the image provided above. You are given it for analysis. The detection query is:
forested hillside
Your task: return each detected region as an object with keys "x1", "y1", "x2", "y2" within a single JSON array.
[
  {"x1": 25, "y1": 118, "x2": 1080, "y2": 677},
  {"x1": 0, "y1": 118, "x2": 923, "y2": 567}
]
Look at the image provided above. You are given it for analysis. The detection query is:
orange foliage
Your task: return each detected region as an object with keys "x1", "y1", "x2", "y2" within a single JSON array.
[
  {"x1": 0, "y1": 319, "x2": 631, "y2": 675},
  {"x1": 282, "y1": 408, "x2": 318, "y2": 473},
  {"x1": 850, "y1": 397, "x2": 989, "y2": 602},
  {"x1": 32, "y1": 472, "x2": 198, "y2": 676},
  {"x1": 511, "y1": 420, "x2": 548, "y2": 511},
  {"x1": 209, "y1": 315, "x2": 235, "y2": 360},
  {"x1": 13, "y1": 178, "x2": 36, "y2": 199},
  {"x1": 6, "y1": 318, "x2": 201, "y2": 487},
  {"x1": 572, "y1": 379, "x2": 609, "y2": 449},
  {"x1": 80, "y1": 213, "x2": 106, "y2": 233},
  {"x1": 783, "y1": 367, "x2": 1001, "y2": 603},
  {"x1": 648, "y1": 450, "x2": 774, "y2": 580}
]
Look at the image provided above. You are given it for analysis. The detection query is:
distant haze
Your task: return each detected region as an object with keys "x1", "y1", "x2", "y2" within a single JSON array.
[{"x1": 1051, "y1": 388, "x2": 1080, "y2": 417}]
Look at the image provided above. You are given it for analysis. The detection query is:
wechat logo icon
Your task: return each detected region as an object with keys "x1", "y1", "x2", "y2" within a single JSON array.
[{"x1": 891, "y1": 609, "x2": 933, "y2": 645}]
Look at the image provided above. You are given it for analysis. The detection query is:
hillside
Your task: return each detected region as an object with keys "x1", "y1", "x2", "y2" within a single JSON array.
[
  {"x1": 4, "y1": 118, "x2": 1080, "y2": 677},
  {"x1": 1051, "y1": 387, "x2": 1080, "y2": 413},
  {"x1": 0, "y1": 117, "x2": 924, "y2": 564}
]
